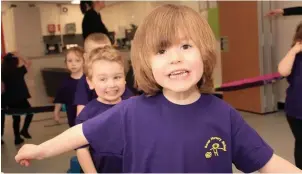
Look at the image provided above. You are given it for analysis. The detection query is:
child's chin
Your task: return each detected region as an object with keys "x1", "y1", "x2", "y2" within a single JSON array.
[
  {"x1": 105, "y1": 96, "x2": 122, "y2": 103},
  {"x1": 165, "y1": 84, "x2": 196, "y2": 93}
]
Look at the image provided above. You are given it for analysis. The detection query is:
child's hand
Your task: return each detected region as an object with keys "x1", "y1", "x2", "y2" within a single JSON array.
[
  {"x1": 292, "y1": 42, "x2": 302, "y2": 54},
  {"x1": 11, "y1": 50, "x2": 20, "y2": 57},
  {"x1": 15, "y1": 144, "x2": 42, "y2": 166},
  {"x1": 265, "y1": 8, "x2": 284, "y2": 17},
  {"x1": 54, "y1": 114, "x2": 60, "y2": 123},
  {"x1": 26, "y1": 59, "x2": 32, "y2": 67}
]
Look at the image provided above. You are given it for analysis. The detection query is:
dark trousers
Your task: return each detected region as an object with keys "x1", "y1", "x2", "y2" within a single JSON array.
[
  {"x1": 1, "y1": 99, "x2": 33, "y2": 140},
  {"x1": 287, "y1": 115, "x2": 302, "y2": 169}
]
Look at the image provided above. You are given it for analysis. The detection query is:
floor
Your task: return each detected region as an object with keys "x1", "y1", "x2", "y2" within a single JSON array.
[{"x1": 1, "y1": 109, "x2": 295, "y2": 173}]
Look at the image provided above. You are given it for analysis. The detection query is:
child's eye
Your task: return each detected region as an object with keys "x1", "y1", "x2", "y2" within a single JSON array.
[
  {"x1": 157, "y1": 49, "x2": 166, "y2": 55},
  {"x1": 100, "y1": 78, "x2": 106, "y2": 82},
  {"x1": 114, "y1": 76, "x2": 121, "y2": 80},
  {"x1": 182, "y1": 44, "x2": 192, "y2": 50}
]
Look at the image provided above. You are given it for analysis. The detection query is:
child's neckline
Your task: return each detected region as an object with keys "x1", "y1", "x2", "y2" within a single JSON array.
[
  {"x1": 70, "y1": 73, "x2": 83, "y2": 80},
  {"x1": 162, "y1": 87, "x2": 201, "y2": 105},
  {"x1": 159, "y1": 92, "x2": 205, "y2": 107},
  {"x1": 97, "y1": 97, "x2": 122, "y2": 105}
]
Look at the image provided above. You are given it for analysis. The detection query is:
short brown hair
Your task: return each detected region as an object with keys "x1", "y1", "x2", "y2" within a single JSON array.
[
  {"x1": 131, "y1": 4, "x2": 217, "y2": 96},
  {"x1": 65, "y1": 46, "x2": 84, "y2": 62},
  {"x1": 292, "y1": 22, "x2": 302, "y2": 47},
  {"x1": 85, "y1": 46, "x2": 125, "y2": 80}
]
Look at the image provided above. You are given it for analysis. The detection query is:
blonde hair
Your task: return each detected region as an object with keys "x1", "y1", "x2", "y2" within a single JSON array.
[
  {"x1": 131, "y1": 4, "x2": 217, "y2": 96},
  {"x1": 65, "y1": 46, "x2": 85, "y2": 62},
  {"x1": 84, "y1": 33, "x2": 111, "y2": 54},
  {"x1": 85, "y1": 46, "x2": 125, "y2": 80},
  {"x1": 292, "y1": 22, "x2": 302, "y2": 47}
]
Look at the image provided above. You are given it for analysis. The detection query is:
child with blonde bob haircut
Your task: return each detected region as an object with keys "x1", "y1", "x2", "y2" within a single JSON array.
[
  {"x1": 15, "y1": 4, "x2": 301, "y2": 173},
  {"x1": 76, "y1": 47, "x2": 125, "y2": 173}
]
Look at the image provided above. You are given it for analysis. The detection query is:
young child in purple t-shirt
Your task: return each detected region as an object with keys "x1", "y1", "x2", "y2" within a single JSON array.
[
  {"x1": 74, "y1": 33, "x2": 133, "y2": 116},
  {"x1": 15, "y1": 4, "x2": 301, "y2": 173},
  {"x1": 75, "y1": 47, "x2": 127, "y2": 173},
  {"x1": 53, "y1": 47, "x2": 84, "y2": 127},
  {"x1": 278, "y1": 22, "x2": 302, "y2": 169}
]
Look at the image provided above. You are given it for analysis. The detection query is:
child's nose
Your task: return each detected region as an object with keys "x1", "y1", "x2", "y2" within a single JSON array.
[
  {"x1": 170, "y1": 51, "x2": 183, "y2": 64},
  {"x1": 108, "y1": 79, "x2": 116, "y2": 87}
]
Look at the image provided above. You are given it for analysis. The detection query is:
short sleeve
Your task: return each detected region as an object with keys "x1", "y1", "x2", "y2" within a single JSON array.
[
  {"x1": 231, "y1": 109, "x2": 274, "y2": 173},
  {"x1": 82, "y1": 102, "x2": 125, "y2": 156},
  {"x1": 53, "y1": 81, "x2": 67, "y2": 104},
  {"x1": 73, "y1": 78, "x2": 91, "y2": 105},
  {"x1": 75, "y1": 105, "x2": 90, "y2": 125},
  {"x1": 75, "y1": 106, "x2": 90, "y2": 149},
  {"x1": 287, "y1": 54, "x2": 301, "y2": 84}
]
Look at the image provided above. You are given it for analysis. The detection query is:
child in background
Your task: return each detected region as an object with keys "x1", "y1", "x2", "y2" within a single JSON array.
[
  {"x1": 1, "y1": 52, "x2": 33, "y2": 145},
  {"x1": 74, "y1": 33, "x2": 133, "y2": 116},
  {"x1": 15, "y1": 4, "x2": 301, "y2": 173},
  {"x1": 53, "y1": 47, "x2": 84, "y2": 127},
  {"x1": 278, "y1": 22, "x2": 302, "y2": 169},
  {"x1": 76, "y1": 47, "x2": 125, "y2": 173}
]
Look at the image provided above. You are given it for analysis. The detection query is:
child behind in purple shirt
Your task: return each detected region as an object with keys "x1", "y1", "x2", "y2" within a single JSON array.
[
  {"x1": 278, "y1": 22, "x2": 302, "y2": 169},
  {"x1": 53, "y1": 47, "x2": 84, "y2": 127},
  {"x1": 74, "y1": 33, "x2": 133, "y2": 116},
  {"x1": 75, "y1": 47, "x2": 127, "y2": 173}
]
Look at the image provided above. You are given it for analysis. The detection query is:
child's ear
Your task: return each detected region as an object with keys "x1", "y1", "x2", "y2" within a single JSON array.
[
  {"x1": 86, "y1": 77, "x2": 94, "y2": 90},
  {"x1": 123, "y1": 74, "x2": 126, "y2": 85}
]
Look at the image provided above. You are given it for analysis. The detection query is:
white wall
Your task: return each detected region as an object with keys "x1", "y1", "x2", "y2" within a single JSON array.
[
  {"x1": 39, "y1": 3, "x2": 61, "y2": 35},
  {"x1": 38, "y1": 2, "x2": 157, "y2": 36},
  {"x1": 101, "y1": 2, "x2": 154, "y2": 38},
  {"x1": 2, "y1": 2, "x2": 17, "y2": 52},
  {"x1": 2, "y1": 1, "x2": 222, "y2": 86},
  {"x1": 39, "y1": 3, "x2": 83, "y2": 36},
  {"x1": 272, "y1": 1, "x2": 302, "y2": 102},
  {"x1": 37, "y1": 1, "x2": 213, "y2": 37}
]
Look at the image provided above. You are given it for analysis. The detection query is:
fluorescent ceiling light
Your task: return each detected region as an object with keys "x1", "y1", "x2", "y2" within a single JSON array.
[{"x1": 71, "y1": 0, "x2": 80, "y2": 4}]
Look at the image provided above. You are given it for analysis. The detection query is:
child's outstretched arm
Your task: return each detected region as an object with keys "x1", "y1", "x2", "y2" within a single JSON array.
[
  {"x1": 259, "y1": 154, "x2": 301, "y2": 173},
  {"x1": 278, "y1": 42, "x2": 302, "y2": 77},
  {"x1": 15, "y1": 124, "x2": 88, "y2": 166},
  {"x1": 77, "y1": 147, "x2": 97, "y2": 173}
]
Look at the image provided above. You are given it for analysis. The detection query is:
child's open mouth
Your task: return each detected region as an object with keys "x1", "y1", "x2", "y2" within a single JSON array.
[
  {"x1": 168, "y1": 70, "x2": 190, "y2": 79},
  {"x1": 106, "y1": 90, "x2": 119, "y2": 96}
]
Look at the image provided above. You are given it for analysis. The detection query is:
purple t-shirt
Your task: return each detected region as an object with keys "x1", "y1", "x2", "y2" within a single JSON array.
[
  {"x1": 76, "y1": 99, "x2": 123, "y2": 173},
  {"x1": 73, "y1": 75, "x2": 134, "y2": 106},
  {"x1": 285, "y1": 52, "x2": 302, "y2": 119},
  {"x1": 54, "y1": 76, "x2": 80, "y2": 127},
  {"x1": 82, "y1": 93, "x2": 274, "y2": 173},
  {"x1": 73, "y1": 75, "x2": 94, "y2": 106}
]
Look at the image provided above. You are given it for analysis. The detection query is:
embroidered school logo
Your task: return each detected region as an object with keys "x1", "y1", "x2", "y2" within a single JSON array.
[{"x1": 204, "y1": 137, "x2": 227, "y2": 159}]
